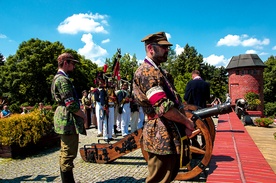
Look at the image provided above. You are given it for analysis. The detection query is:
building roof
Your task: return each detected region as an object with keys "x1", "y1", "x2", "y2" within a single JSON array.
[{"x1": 226, "y1": 54, "x2": 266, "y2": 70}]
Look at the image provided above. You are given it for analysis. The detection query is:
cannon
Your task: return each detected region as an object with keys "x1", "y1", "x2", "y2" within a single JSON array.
[{"x1": 79, "y1": 103, "x2": 232, "y2": 180}]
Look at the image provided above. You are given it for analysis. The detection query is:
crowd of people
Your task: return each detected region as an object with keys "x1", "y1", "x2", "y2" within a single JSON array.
[
  {"x1": 0, "y1": 102, "x2": 47, "y2": 118},
  {"x1": 80, "y1": 78, "x2": 145, "y2": 141}
]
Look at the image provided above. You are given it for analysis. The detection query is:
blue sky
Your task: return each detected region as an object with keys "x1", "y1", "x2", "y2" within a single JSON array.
[{"x1": 1, "y1": 0, "x2": 275, "y2": 67}]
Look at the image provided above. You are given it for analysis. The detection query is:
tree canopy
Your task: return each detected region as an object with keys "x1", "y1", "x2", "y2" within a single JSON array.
[
  {"x1": 1, "y1": 38, "x2": 275, "y2": 114},
  {"x1": 0, "y1": 39, "x2": 97, "y2": 111}
]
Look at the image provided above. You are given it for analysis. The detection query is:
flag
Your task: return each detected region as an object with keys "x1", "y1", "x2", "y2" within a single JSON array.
[
  {"x1": 103, "y1": 64, "x2": 108, "y2": 73},
  {"x1": 113, "y1": 60, "x2": 121, "y2": 80}
]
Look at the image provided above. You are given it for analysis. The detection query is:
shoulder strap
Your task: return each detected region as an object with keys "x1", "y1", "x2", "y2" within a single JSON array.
[{"x1": 51, "y1": 74, "x2": 62, "y2": 102}]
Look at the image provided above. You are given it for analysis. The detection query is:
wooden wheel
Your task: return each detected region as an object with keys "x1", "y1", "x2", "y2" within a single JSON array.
[
  {"x1": 140, "y1": 104, "x2": 214, "y2": 181},
  {"x1": 174, "y1": 110, "x2": 213, "y2": 180},
  {"x1": 184, "y1": 104, "x2": 216, "y2": 145}
]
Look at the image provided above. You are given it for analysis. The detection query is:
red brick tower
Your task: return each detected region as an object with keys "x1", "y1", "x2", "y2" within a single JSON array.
[{"x1": 226, "y1": 54, "x2": 266, "y2": 113}]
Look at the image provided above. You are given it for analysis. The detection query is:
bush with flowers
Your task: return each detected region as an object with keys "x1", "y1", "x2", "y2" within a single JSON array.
[{"x1": 254, "y1": 117, "x2": 274, "y2": 127}]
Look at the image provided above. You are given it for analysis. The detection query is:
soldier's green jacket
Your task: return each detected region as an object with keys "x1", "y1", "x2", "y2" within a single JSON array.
[{"x1": 51, "y1": 71, "x2": 86, "y2": 135}]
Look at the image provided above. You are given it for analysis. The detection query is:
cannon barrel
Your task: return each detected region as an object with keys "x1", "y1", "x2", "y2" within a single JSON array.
[{"x1": 192, "y1": 103, "x2": 232, "y2": 119}]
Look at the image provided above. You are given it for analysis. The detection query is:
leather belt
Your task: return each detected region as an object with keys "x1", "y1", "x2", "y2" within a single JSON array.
[{"x1": 109, "y1": 105, "x2": 115, "y2": 108}]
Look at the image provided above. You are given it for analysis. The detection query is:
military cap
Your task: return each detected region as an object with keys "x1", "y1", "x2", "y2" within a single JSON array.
[
  {"x1": 141, "y1": 31, "x2": 172, "y2": 46},
  {"x1": 57, "y1": 53, "x2": 79, "y2": 63}
]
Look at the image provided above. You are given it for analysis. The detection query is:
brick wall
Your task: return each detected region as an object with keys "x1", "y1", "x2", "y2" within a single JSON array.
[{"x1": 228, "y1": 67, "x2": 264, "y2": 113}]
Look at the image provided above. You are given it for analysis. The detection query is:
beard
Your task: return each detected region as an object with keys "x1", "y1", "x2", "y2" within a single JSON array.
[
  {"x1": 151, "y1": 45, "x2": 168, "y2": 64},
  {"x1": 152, "y1": 52, "x2": 168, "y2": 64}
]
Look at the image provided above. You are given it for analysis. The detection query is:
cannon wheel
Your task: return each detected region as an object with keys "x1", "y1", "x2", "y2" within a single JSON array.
[
  {"x1": 184, "y1": 104, "x2": 216, "y2": 145},
  {"x1": 140, "y1": 104, "x2": 214, "y2": 181}
]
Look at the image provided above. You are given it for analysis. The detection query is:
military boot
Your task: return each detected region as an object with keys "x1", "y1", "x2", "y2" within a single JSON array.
[{"x1": 60, "y1": 168, "x2": 75, "y2": 183}]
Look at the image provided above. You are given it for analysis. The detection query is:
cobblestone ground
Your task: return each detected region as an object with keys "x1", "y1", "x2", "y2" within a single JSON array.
[{"x1": 0, "y1": 127, "x2": 208, "y2": 183}]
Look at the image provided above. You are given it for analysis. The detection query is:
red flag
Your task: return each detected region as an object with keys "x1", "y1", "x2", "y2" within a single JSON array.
[
  {"x1": 113, "y1": 61, "x2": 121, "y2": 80},
  {"x1": 103, "y1": 64, "x2": 108, "y2": 73}
]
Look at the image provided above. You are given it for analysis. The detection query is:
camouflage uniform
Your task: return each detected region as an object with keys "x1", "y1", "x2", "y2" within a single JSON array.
[
  {"x1": 134, "y1": 31, "x2": 191, "y2": 183},
  {"x1": 51, "y1": 70, "x2": 86, "y2": 174},
  {"x1": 51, "y1": 72, "x2": 86, "y2": 135},
  {"x1": 133, "y1": 60, "x2": 182, "y2": 155}
]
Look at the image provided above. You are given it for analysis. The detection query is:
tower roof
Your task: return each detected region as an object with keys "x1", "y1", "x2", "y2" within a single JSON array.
[{"x1": 226, "y1": 54, "x2": 266, "y2": 70}]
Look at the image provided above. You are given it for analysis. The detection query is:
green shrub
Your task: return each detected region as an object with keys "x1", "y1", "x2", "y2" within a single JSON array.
[
  {"x1": 264, "y1": 102, "x2": 276, "y2": 117},
  {"x1": 0, "y1": 109, "x2": 54, "y2": 147},
  {"x1": 245, "y1": 92, "x2": 261, "y2": 110}
]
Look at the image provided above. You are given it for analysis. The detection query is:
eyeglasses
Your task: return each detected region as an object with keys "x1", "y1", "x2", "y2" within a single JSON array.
[
  {"x1": 68, "y1": 61, "x2": 76, "y2": 67},
  {"x1": 151, "y1": 44, "x2": 170, "y2": 50}
]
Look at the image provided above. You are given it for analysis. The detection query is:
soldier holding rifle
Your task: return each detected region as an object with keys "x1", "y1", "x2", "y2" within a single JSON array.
[{"x1": 133, "y1": 32, "x2": 194, "y2": 183}]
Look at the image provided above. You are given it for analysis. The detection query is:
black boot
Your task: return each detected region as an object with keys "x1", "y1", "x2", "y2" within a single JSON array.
[{"x1": 60, "y1": 168, "x2": 75, "y2": 183}]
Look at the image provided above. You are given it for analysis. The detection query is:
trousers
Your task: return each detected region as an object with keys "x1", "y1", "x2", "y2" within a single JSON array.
[
  {"x1": 59, "y1": 134, "x2": 79, "y2": 172},
  {"x1": 146, "y1": 152, "x2": 180, "y2": 183}
]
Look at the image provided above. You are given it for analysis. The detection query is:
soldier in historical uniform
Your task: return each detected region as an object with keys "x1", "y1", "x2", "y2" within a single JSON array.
[
  {"x1": 117, "y1": 82, "x2": 132, "y2": 137},
  {"x1": 133, "y1": 32, "x2": 194, "y2": 183},
  {"x1": 102, "y1": 79, "x2": 118, "y2": 141},
  {"x1": 95, "y1": 79, "x2": 105, "y2": 137},
  {"x1": 81, "y1": 90, "x2": 92, "y2": 129},
  {"x1": 88, "y1": 87, "x2": 97, "y2": 128},
  {"x1": 51, "y1": 52, "x2": 86, "y2": 183}
]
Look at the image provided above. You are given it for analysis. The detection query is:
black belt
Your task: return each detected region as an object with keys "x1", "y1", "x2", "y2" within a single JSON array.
[{"x1": 58, "y1": 102, "x2": 65, "y2": 106}]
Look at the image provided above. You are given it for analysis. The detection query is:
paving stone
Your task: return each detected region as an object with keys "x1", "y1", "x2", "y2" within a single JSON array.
[{"x1": 0, "y1": 126, "x2": 211, "y2": 183}]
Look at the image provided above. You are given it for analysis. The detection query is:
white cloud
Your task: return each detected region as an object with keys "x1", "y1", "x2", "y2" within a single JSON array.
[
  {"x1": 203, "y1": 54, "x2": 229, "y2": 67},
  {"x1": 165, "y1": 33, "x2": 171, "y2": 40},
  {"x1": 78, "y1": 33, "x2": 108, "y2": 66},
  {"x1": 217, "y1": 35, "x2": 241, "y2": 46},
  {"x1": 57, "y1": 13, "x2": 108, "y2": 35},
  {"x1": 259, "y1": 52, "x2": 269, "y2": 56},
  {"x1": 174, "y1": 44, "x2": 184, "y2": 56},
  {"x1": 0, "y1": 34, "x2": 7, "y2": 39},
  {"x1": 101, "y1": 39, "x2": 110, "y2": 44},
  {"x1": 242, "y1": 38, "x2": 269, "y2": 47},
  {"x1": 245, "y1": 50, "x2": 257, "y2": 54},
  {"x1": 245, "y1": 50, "x2": 268, "y2": 56},
  {"x1": 217, "y1": 34, "x2": 269, "y2": 49},
  {"x1": 137, "y1": 59, "x2": 144, "y2": 65},
  {"x1": 272, "y1": 46, "x2": 276, "y2": 50}
]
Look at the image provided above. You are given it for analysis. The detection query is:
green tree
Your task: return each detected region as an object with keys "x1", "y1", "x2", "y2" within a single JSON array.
[
  {"x1": 162, "y1": 49, "x2": 177, "y2": 77},
  {"x1": 263, "y1": 56, "x2": 276, "y2": 102},
  {"x1": 174, "y1": 44, "x2": 204, "y2": 76},
  {"x1": 0, "y1": 39, "x2": 98, "y2": 111},
  {"x1": 0, "y1": 52, "x2": 4, "y2": 66},
  {"x1": 208, "y1": 66, "x2": 228, "y2": 101},
  {"x1": 0, "y1": 39, "x2": 64, "y2": 109},
  {"x1": 162, "y1": 44, "x2": 228, "y2": 102}
]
